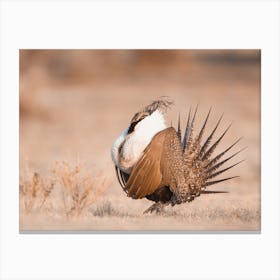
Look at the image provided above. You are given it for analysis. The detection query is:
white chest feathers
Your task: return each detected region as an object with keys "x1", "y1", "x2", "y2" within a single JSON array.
[{"x1": 111, "y1": 110, "x2": 167, "y2": 174}]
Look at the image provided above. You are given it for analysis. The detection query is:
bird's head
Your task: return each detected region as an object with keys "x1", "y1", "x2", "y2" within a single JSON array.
[{"x1": 127, "y1": 97, "x2": 173, "y2": 135}]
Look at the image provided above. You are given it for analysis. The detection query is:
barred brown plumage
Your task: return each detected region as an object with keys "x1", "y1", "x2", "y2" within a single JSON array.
[{"x1": 111, "y1": 97, "x2": 244, "y2": 214}]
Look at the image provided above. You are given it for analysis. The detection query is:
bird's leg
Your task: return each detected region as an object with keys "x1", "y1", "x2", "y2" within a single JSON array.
[{"x1": 143, "y1": 202, "x2": 169, "y2": 214}]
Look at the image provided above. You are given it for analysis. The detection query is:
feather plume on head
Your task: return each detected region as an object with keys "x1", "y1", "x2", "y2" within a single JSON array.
[{"x1": 143, "y1": 96, "x2": 174, "y2": 114}]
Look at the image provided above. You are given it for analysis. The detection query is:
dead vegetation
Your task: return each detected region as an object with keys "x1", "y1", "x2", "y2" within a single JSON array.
[
  {"x1": 19, "y1": 162, "x2": 110, "y2": 218},
  {"x1": 90, "y1": 200, "x2": 135, "y2": 218}
]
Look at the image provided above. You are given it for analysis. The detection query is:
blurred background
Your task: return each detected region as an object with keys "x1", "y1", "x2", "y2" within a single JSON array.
[
  {"x1": 19, "y1": 50, "x2": 261, "y2": 229},
  {"x1": 20, "y1": 49, "x2": 260, "y2": 170}
]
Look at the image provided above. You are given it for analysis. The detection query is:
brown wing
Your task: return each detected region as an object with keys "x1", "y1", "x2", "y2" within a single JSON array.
[{"x1": 125, "y1": 129, "x2": 169, "y2": 199}]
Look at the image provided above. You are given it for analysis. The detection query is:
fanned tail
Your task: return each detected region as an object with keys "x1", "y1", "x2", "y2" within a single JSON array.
[
  {"x1": 177, "y1": 113, "x2": 181, "y2": 141},
  {"x1": 176, "y1": 107, "x2": 243, "y2": 200},
  {"x1": 182, "y1": 105, "x2": 198, "y2": 153}
]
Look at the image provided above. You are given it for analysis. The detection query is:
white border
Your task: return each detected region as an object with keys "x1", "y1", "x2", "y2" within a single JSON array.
[{"x1": 1, "y1": 1, "x2": 279, "y2": 279}]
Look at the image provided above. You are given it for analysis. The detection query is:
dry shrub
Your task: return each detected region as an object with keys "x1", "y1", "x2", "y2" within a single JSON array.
[
  {"x1": 90, "y1": 201, "x2": 134, "y2": 218},
  {"x1": 52, "y1": 162, "x2": 109, "y2": 217},
  {"x1": 19, "y1": 162, "x2": 110, "y2": 218},
  {"x1": 19, "y1": 172, "x2": 54, "y2": 214},
  {"x1": 91, "y1": 201, "x2": 120, "y2": 217}
]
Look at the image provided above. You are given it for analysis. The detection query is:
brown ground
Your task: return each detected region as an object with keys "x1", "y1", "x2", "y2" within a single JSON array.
[{"x1": 19, "y1": 50, "x2": 261, "y2": 231}]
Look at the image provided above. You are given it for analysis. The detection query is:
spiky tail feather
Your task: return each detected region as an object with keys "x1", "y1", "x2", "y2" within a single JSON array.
[{"x1": 176, "y1": 107, "x2": 243, "y2": 201}]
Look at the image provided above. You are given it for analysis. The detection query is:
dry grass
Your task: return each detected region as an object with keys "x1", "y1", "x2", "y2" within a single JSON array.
[{"x1": 20, "y1": 162, "x2": 110, "y2": 219}]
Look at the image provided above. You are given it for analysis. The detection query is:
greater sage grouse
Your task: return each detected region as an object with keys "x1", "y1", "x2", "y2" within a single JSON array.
[{"x1": 111, "y1": 98, "x2": 244, "y2": 213}]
